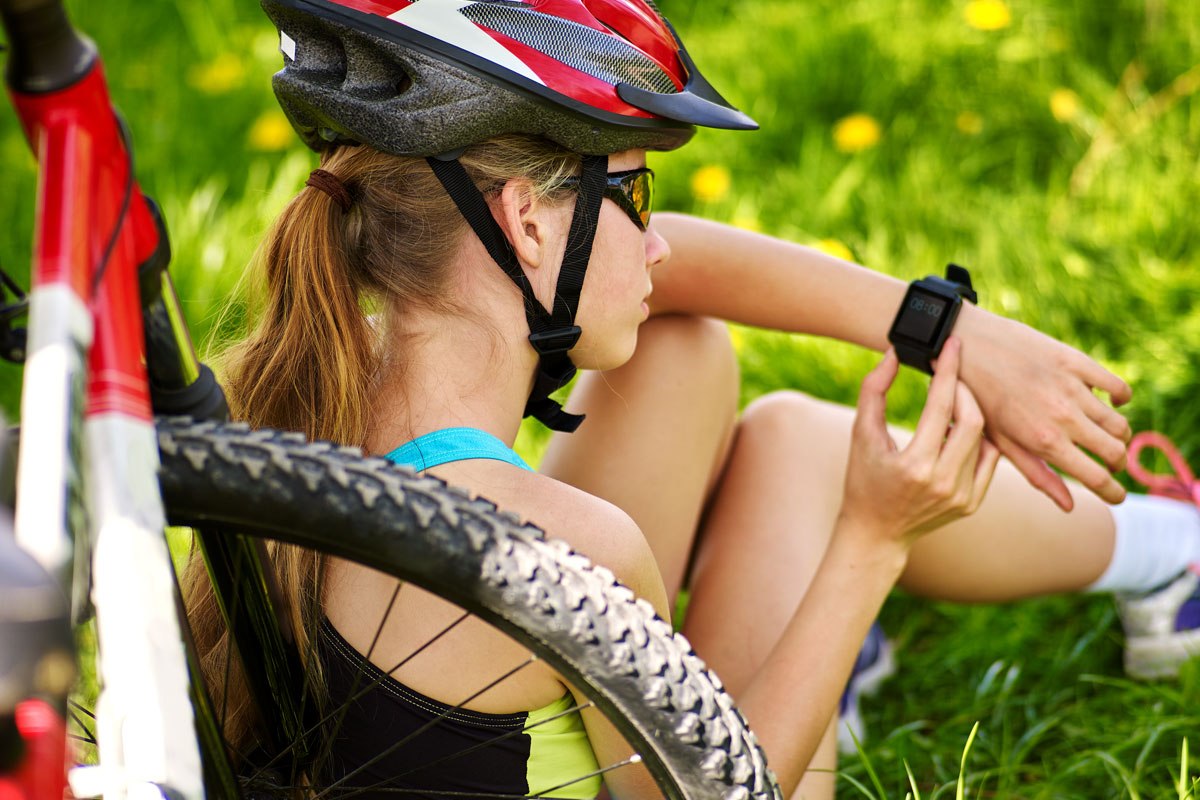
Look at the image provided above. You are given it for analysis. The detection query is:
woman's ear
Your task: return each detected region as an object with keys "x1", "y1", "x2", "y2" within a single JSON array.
[{"x1": 494, "y1": 178, "x2": 548, "y2": 270}]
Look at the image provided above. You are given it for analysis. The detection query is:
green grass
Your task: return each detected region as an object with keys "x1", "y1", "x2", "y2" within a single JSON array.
[{"x1": 3, "y1": 0, "x2": 1199, "y2": 796}]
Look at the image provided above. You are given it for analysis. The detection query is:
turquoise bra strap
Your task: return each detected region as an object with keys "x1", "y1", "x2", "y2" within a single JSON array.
[{"x1": 383, "y1": 427, "x2": 533, "y2": 473}]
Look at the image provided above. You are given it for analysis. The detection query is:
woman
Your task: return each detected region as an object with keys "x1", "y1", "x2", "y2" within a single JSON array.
[{"x1": 189, "y1": 1, "x2": 1200, "y2": 797}]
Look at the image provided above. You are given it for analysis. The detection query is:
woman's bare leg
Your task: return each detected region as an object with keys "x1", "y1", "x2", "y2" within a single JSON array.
[
  {"x1": 541, "y1": 314, "x2": 740, "y2": 601},
  {"x1": 682, "y1": 391, "x2": 852, "y2": 799},
  {"x1": 542, "y1": 318, "x2": 842, "y2": 798},
  {"x1": 706, "y1": 394, "x2": 1117, "y2": 601},
  {"x1": 679, "y1": 390, "x2": 1117, "y2": 796}
]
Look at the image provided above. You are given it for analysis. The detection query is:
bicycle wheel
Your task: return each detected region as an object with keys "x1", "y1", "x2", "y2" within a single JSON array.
[{"x1": 154, "y1": 417, "x2": 780, "y2": 800}]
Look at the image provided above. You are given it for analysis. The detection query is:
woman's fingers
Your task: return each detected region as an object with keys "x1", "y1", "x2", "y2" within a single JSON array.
[
  {"x1": 936, "y1": 381, "x2": 993, "y2": 517},
  {"x1": 967, "y1": 437, "x2": 1002, "y2": 513},
  {"x1": 853, "y1": 348, "x2": 899, "y2": 446},
  {"x1": 1077, "y1": 385, "x2": 1133, "y2": 451},
  {"x1": 908, "y1": 337, "x2": 962, "y2": 458},
  {"x1": 1038, "y1": 435, "x2": 1128, "y2": 504},
  {"x1": 994, "y1": 434, "x2": 1075, "y2": 511},
  {"x1": 1072, "y1": 411, "x2": 1129, "y2": 474},
  {"x1": 1078, "y1": 355, "x2": 1132, "y2": 407},
  {"x1": 939, "y1": 380, "x2": 986, "y2": 473}
]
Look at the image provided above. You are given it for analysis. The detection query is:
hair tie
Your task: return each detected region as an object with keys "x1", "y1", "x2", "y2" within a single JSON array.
[{"x1": 306, "y1": 168, "x2": 353, "y2": 212}]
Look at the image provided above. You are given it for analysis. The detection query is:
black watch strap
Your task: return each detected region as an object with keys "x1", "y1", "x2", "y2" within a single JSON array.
[
  {"x1": 894, "y1": 341, "x2": 934, "y2": 374},
  {"x1": 945, "y1": 263, "x2": 977, "y2": 304}
]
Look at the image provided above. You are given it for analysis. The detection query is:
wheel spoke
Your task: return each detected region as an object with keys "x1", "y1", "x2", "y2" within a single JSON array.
[
  {"x1": 247, "y1": 609, "x2": 471, "y2": 783},
  {"x1": 291, "y1": 552, "x2": 328, "y2": 791},
  {"x1": 311, "y1": 655, "x2": 539, "y2": 800},
  {"x1": 531, "y1": 754, "x2": 643, "y2": 798},
  {"x1": 68, "y1": 699, "x2": 95, "y2": 719},
  {"x1": 268, "y1": 787, "x2": 600, "y2": 799},
  {"x1": 309, "y1": 578, "x2": 402, "y2": 785},
  {"x1": 67, "y1": 708, "x2": 97, "y2": 745}
]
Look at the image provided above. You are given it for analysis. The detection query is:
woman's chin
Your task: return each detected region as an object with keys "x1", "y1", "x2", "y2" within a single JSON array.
[{"x1": 571, "y1": 332, "x2": 639, "y2": 372}]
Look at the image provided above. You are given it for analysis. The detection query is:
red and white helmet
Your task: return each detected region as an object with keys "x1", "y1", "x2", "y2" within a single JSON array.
[
  {"x1": 262, "y1": 0, "x2": 757, "y2": 433},
  {"x1": 262, "y1": 0, "x2": 757, "y2": 158}
]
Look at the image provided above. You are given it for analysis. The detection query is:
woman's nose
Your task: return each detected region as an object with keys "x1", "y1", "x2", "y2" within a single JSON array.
[{"x1": 645, "y1": 222, "x2": 671, "y2": 269}]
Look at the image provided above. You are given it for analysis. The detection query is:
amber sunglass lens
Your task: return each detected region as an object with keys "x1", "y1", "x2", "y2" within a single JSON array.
[{"x1": 628, "y1": 171, "x2": 652, "y2": 228}]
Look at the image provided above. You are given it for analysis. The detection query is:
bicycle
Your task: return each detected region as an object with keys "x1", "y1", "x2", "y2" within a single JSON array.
[{"x1": 0, "y1": 1, "x2": 780, "y2": 798}]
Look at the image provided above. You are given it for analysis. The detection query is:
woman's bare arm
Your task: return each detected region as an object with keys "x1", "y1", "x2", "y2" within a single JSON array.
[{"x1": 648, "y1": 212, "x2": 1132, "y2": 511}]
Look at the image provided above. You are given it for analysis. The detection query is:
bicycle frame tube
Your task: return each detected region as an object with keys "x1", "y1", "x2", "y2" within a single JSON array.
[{"x1": 7, "y1": 21, "x2": 205, "y2": 800}]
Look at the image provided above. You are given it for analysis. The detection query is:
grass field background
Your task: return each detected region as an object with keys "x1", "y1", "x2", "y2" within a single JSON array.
[{"x1": 2, "y1": 0, "x2": 1199, "y2": 796}]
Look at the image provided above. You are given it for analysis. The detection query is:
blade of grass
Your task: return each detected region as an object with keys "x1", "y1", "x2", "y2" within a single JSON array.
[
  {"x1": 838, "y1": 770, "x2": 883, "y2": 799},
  {"x1": 1180, "y1": 738, "x2": 1190, "y2": 800},
  {"x1": 904, "y1": 759, "x2": 922, "y2": 800},
  {"x1": 1091, "y1": 750, "x2": 1140, "y2": 800},
  {"x1": 956, "y1": 722, "x2": 979, "y2": 800},
  {"x1": 847, "y1": 726, "x2": 888, "y2": 799}
]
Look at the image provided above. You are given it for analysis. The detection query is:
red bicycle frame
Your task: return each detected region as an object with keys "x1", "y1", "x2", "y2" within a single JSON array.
[{"x1": 4, "y1": 1, "x2": 204, "y2": 796}]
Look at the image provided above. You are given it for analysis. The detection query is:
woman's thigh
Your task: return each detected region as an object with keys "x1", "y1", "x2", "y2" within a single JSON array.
[
  {"x1": 681, "y1": 391, "x2": 850, "y2": 690},
  {"x1": 539, "y1": 314, "x2": 740, "y2": 601}
]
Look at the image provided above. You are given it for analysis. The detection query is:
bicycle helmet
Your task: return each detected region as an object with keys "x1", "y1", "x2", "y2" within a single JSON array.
[{"x1": 262, "y1": 0, "x2": 757, "y2": 431}]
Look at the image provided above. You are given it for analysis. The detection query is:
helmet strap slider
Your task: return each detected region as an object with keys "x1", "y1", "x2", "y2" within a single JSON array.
[{"x1": 528, "y1": 326, "x2": 582, "y2": 356}]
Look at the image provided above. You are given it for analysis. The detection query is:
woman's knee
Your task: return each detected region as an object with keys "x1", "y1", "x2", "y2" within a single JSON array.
[
  {"x1": 741, "y1": 390, "x2": 827, "y2": 439},
  {"x1": 634, "y1": 314, "x2": 739, "y2": 400},
  {"x1": 737, "y1": 390, "x2": 855, "y2": 458}
]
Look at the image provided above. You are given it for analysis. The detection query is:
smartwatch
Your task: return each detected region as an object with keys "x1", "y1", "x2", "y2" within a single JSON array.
[{"x1": 887, "y1": 264, "x2": 977, "y2": 374}]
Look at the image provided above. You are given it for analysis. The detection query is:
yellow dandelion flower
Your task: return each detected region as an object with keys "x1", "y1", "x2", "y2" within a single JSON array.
[
  {"x1": 690, "y1": 165, "x2": 731, "y2": 203},
  {"x1": 187, "y1": 52, "x2": 245, "y2": 94},
  {"x1": 1049, "y1": 88, "x2": 1080, "y2": 122},
  {"x1": 832, "y1": 113, "x2": 881, "y2": 154},
  {"x1": 965, "y1": 0, "x2": 1011, "y2": 31},
  {"x1": 956, "y1": 111, "x2": 983, "y2": 135},
  {"x1": 248, "y1": 110, "x2": 294, "y2": 151},
  {"x1": 813, "y1": 239, "x2": 855, "y2": 262}
]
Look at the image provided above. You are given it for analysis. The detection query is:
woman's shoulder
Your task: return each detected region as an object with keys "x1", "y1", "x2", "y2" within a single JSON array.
[
  {"x1": 433, "y1": 460, "x2": 670, "y2": 616},
  {"x1": 517, "y1": 470, "x2": 672, "y2": 617}
]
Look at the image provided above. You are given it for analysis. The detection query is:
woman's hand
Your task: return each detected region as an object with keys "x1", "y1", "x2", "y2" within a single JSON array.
[
  {"x1": 839, "y1": 338, "x2": 1002, "y2": 550},
  {"x1": 955, "y1": 306, "x2": 1132, "y2": 511}
]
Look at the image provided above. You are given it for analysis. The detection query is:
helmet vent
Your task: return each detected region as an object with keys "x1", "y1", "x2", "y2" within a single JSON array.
[
  {"x1": 294, "y1": 30, "x2": 347, "y2": 88},
  {"x1": 460, "y1": 4, "x2": 678, "y2": 94},
  {"x1": 343, "y1": 39, "x2": 411, "y2": 100}
]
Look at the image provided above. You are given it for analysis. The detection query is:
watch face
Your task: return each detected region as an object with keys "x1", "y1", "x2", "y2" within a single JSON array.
[{"x1": 892, "y1": 288, "x2": 951, "y2": 345}]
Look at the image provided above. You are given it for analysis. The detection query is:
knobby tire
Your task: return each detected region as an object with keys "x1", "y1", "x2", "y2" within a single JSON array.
[{"x1": 154, "y1": 417, "x2": 780, "y2": 800}]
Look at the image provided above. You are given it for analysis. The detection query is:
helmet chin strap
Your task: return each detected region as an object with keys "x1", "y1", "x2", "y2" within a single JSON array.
[{"x1": 426, "y1": 153, "x2": 608, "y2": 433}]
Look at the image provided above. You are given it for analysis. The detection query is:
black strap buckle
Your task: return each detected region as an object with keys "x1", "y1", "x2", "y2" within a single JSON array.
[
  {"x1": 528, "y1": 326, "x2": 582, "y2": 356},
  {"x1": 944, "y1": 263, "x2": 977, "y2": 304}
]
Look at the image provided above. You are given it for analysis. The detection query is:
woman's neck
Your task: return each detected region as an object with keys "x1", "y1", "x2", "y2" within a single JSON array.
[{"x1": 365, "y1": 307, "x2": 539, "y2": 454}]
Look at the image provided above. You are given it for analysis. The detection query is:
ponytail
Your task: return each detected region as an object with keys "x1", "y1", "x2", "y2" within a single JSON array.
[{"x1": 221, "y1": 165, "x2": 375, "y2": 447}]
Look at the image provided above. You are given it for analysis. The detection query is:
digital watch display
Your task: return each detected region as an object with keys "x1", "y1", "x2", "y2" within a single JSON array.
[{"x1": 887, "y1": 265, "x2": 977, "y2": 374}]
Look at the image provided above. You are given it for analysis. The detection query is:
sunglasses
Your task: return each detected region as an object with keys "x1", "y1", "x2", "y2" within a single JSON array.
[{"x1": 561, "y1": 167, "x2": 655, "y2": 231}]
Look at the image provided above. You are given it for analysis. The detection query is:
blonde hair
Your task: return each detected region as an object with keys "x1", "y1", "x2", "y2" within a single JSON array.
[{"x1": 184, "y1": 135, "x2": 582, "y2": 755}]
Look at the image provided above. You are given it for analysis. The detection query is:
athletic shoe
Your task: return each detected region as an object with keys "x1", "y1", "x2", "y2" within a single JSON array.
[
  {"x1": 1119, "y1": 567, "x2": 1200, "y2": 679},
  {"x1": 837, "y1": 621, "x2": 896, "y2": 754},
  {"x1": 1119, "y1": 432, "x2": 1200, "y2": 679}
]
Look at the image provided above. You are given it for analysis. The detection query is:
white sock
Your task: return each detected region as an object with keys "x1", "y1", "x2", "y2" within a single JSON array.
[{"x1": 1086, "y1": 494, "x2": 1200, "y2": 594}]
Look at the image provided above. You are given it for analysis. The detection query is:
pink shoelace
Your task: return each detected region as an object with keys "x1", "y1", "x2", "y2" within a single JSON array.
[{"x1": 1126, "y1": 431, "x2": 1200, "y2": 576}]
